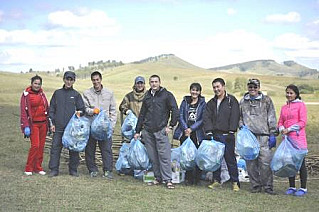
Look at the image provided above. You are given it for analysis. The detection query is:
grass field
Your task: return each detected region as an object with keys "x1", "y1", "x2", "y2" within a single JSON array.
[{"x1": 1, "y1": 66, "x2": 319, "y2": 211}]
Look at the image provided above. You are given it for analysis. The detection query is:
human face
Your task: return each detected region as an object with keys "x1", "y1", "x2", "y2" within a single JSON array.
[
  {"x1": 91, "y1": 75, "x2": 102, "y2": 91},
  {"x1": 63, "y1": 77, "x2": 75, "y2": 89},
  {"x1": 135, "y1": 82, "x2": 145, "y2": 92},
  {"x1": 190, "y1": 87, "x2": 200, "y2": 100},
  {"x1": 31, "y1": 79, "x2": 42, "y2": 91},
  {"x1": 212, "y1": 82, "x2": 225, "y2": 98},
  {"x1": 286, "y1": 88, "x2": 297, "y2": 102},
  {"x1": 248, "y1": 84, "x2": 260, "y2": 97},
  {"x1": 149, "y1": 77, "x2": 160, "y2": 91}
]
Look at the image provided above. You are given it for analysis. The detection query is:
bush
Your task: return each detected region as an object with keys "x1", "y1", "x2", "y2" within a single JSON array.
[{"x1": 298, "y1": 84, "x2": 314, "y2": 94}]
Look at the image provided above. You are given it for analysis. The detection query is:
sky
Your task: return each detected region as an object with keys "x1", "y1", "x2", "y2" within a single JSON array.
[{"x1": 0, "y1": 0, "x2": 319, "y2": 72}]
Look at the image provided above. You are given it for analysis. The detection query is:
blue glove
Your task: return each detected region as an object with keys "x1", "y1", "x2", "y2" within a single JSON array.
[
  {"x1": 268, "y1": 134, "x2": 276, "y2": 149},
  {"x1": 24, "y1": 127, "x2": 31, "y2": 138}
]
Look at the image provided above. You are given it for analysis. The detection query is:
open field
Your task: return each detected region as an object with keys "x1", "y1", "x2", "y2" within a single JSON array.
[{"x1": 1, "y1": 66, "x2": 319, "y2": 211}]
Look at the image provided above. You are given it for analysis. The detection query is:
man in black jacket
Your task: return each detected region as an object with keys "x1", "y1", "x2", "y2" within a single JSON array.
[
  {"x1": 203, "y1": 78, "x2": 240, "y2": 191},
  {"x1": 134, "y1": 75, "x2": 178, "y2": 189},
  {"x1": 48, "y1": 71, "x2": 85, "y2": 177}
]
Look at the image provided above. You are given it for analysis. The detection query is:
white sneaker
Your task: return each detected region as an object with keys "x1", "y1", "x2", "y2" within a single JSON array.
[
  {"x1": 24, "y1": 172, "x2": 32, "y2": 176},
  {"x1": 38, "y1": 171, "x2": 46, "y2": 175}
]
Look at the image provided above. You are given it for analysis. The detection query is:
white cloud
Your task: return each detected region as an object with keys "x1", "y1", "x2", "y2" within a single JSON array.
[
  {"x1": 273, "y1": 33, "x2": 319, "y2": 50},
  {"x1": 264, "y1": 12, "x2": 301, "y2": 24},
  {"x1": 227, "y1": 8, "x2": 236, "y2": 16}
]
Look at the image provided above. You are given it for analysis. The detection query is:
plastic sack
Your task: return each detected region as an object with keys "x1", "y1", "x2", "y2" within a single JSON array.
[
  {"x1": 121, "y1": 112, "x2": 138, "y2": 140},
  {"x1": 195, "y1": 139, "x2": 225, "y2": 172},
  {"x1": 171, "y1": 147, "x2": 181, "y2": 172},
  {"x1": 62, "y1": 114, "x2": 90, "y2": 152},
  {"x1": 236, "y1": 126, "x2": 260, "y2": 160},
  {"x1": 91, "y1": 110, "x2": 112, "y2": 141},
  {"x1": 128, "y1": 139, "x2": 151, "y2": 170},
  {"x1": 271, "y1": 136, "x2": 308, "y2": 177},
  {"x1": 180, "y1": 137, "x2": 198, "y2": 171},
  {"x1": 115, "y1": 143, "x2": 131, "y2": 173}
]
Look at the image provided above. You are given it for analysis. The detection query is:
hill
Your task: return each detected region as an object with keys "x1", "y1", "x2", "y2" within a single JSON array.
[{"x1": 208, "y1": 60, "x2": 319, "y2": 78}]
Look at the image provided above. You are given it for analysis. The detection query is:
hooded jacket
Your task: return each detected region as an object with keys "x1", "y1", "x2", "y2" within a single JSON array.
[
  {"x1": 278, "y1": 99, "x2": 307, "y2": 149},
  {"x1": 135, "y1": 87, "x2": 179, "y2": 133},
  {"x1": 119, "y1": 86, "x2": 147, "y2": 118},
  {"x1": 20, "y1": 86, "x2": 49, "y2": 132}
]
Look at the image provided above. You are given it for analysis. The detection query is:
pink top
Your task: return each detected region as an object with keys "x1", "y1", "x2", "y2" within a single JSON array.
[{"x1": 278, "y1": 100, "x2": 307, "y2": 149}]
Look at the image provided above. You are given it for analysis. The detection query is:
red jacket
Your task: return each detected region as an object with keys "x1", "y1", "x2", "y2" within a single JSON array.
[{"x1": 20, "y1": 86, "x2": 49, "y2": 132}]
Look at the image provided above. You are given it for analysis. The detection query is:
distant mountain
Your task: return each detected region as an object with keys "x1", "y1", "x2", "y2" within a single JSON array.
[{"x1": 208, "y1": 60, "x2": 318, "y2": 78}]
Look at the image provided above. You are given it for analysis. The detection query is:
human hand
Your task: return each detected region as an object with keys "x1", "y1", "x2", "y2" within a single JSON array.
[
  {"x1": 165, "y1": 126, "x2": 173, "y2": 135},
  {"x1": 268, "y1": 135, "x2": 276, "y2": 149},
  {"x1": 51, "y1": 125, "x2": 56, "y2": 133},
  {"x1": 75, "y1": 111, "x2": 82, "y2": 117},
  {"x1": 205, "y1": 132, "x2": 213, "y2": 140},
  {"x1": 281, "y1": 128, "x2": 289, "y2": 135},
  {"x1": 24, "y1": 127, "x2": 31, "y2": 138},
  {"x1": 134, "y1": 133, "x2": 140, "y2": 140},
  {"x1": 93, "y1": 108, "x2": 100, "y2": 115},
  {"x1": 126, "y1": 110, "x2": 132, "y2": 115},
  {"x1": 184, "y1": 128, "x2": 192, "y2": 137}
]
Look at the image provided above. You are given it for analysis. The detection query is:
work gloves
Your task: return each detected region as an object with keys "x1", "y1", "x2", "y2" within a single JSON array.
[
  {"x1": 93, "y1": 108, "x2": 100, "y2": 115},
  {"x1": 24, "y1": 127, "x2": 31, "y2": 138},
  {"x1": 268, "y1": 134, "x2": 276, "y2": 149}
]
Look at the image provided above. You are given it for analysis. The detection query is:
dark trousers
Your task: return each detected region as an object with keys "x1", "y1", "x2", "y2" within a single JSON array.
[
  {"x1": 213, "y1": 134, "x2": 239, "y2": 183},
  {"x1": 85, "y1": 135, "x2": 113, "y2": 173},
  {"x1": 48, "y1": 131, "x2": 79, "y2": 173},
  {"x1": 289, "y1": 158, "x2": 307, "y2": 189},
  {"x1": 180, "y1": 132, "x2": 201, "y2": 184}
]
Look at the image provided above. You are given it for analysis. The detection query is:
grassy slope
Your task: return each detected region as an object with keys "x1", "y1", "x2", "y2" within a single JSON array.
[{"x1": 0, "y1": 65, "x2": 319, "y2": 211}]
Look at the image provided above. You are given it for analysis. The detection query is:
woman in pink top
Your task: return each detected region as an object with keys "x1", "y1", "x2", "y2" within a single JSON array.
[{"x1": 278, "y1": 84, "x2": 308, "y2": 197}]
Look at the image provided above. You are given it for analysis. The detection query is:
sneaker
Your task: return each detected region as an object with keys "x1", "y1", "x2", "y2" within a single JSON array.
[
  {"x1": 208, "y1": 182, "x2": 221, "y2": 189},
  {"x1": 285, "y1": 187, "x2": 297, "y2": 195},
  {"x1": 251, "y1": 186, "x2": 262, "y2": 193},
  {"x1": 264, "y1": 188, "x2": 277, "y2": 195},
  {"x1": 232, "y1": 182, "x2": 240, "y2": 192},
  {"x1": 103, "y1": 171, "x2": 113, "y2": 179},
  {"x1": 90, "y1": 171, "x2": 98, "y2": 178},
  {"x1": 70, "y1": 171, "x2": 79, "y2": 177},
  {"x1": 48, "y1": 171, "x2": 59, "y2": 178},
  {"x1": 24, "y1": 171, "x2": 32, "y2": 176},
  {"x1": 294, "y1": 188, "x2": 307, "y2": 197},
  {"x1": 38, "y1": 171, "x2": 46, "y2": 176}
]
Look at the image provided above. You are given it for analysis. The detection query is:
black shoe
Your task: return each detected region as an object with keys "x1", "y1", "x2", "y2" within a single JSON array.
[
  {"x1": 264, "y1": 188, "x2": 277, "y2": 195},
  {"x1": 70, "y1": 171, "x2": 79, "y2": 177},
  {"x1": 48, "y1": 171, "x2": 59, "y2": 178},
  {"x1": 251, "y1": 186, "x2": 262, "y2": 193}
]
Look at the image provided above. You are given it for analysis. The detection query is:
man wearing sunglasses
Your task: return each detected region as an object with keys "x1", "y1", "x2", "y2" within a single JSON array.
[{"x1": 239, "y1": 78, "x2": 278, "y2": 195}]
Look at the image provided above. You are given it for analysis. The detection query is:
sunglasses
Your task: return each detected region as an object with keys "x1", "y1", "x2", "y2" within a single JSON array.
[{"x1": 248, "y1": 85, "x2": 258, "y2": 89}]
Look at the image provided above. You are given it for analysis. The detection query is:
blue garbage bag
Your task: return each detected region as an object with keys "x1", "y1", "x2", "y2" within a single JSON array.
[
  {"x1": 62, "y1": 114, "x2": 90, "y2": 152},
  {"x1": 91, "y1": 110, "x2": 112, "y2": 141},
  {"x1": 195, "y1": 139, "x2": 225, "y2": 172},
  {"x1": 237, "y1": 158, "x2": 247, "y2": 171},
  {"x1": 271, "y1": 136, "x2": 308, "y2": 177},
  {"x1": 236, "y1": 126, "x2": 260, "y2": 160},
  {"x1": 121, "y1": 112, "x2": 138, "y2": 139},
  {"x1": 128, "y1": 139, "x2": 151, "y2": 170},
  {"x1": 180, "y1": 137, "x2": 197, "y2": 171},
  {"x1": 115, "y1": 143, "x2": 131, "y2": 173}
]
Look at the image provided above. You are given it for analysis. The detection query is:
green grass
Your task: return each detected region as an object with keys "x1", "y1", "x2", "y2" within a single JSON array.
[{"x1": 1, "y1": 67, "x2": 319, "y2": 211}]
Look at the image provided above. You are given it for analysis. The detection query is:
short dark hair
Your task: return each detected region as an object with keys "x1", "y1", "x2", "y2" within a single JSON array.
[
  {"x1": 91, "y1": 71, "x2": 102, "y2": 80},
  {"x1": 31, "y1": 75, "x2": 42, "y2": 85},
  {"x1": 286, "y1": 84, "x2": 301, "y2": 100},
  {"x1": 149, "y1": 74, "x2": 161, "y2": 82},
  {"x1": 190, "y1": 83, "x2": 202, "y2": 92},
  {"x1": 212, "y1": 78, "x2": 225, "y2": 86}
]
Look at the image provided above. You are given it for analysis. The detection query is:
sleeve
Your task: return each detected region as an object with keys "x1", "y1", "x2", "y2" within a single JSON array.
[
  {"x1": 168, "y1": 92, "x2": 179, "y2": 127},
  {"x1": 82, "y1": 92, "x2": 94, "y2": 116},
  {"x1": 190, "y1": 101, "x2": 206, "y2": 131},
  {"x1": 119, "y1": 94, "x2": 130, "y2": 115},
  {"x1": 20, "y1": 93, "x2": 28, "y2": 132},
  {"x1": 267, "y1": 97, "x2": 277, "y2": 134},
  {"x1": 179, "y1": 100, "x2": 188, "y2": 130},
  {"x1": 229, "y1": 96, "x2": 240, "y2": 132},
  {"x1": 277, "y1": 106, "x2": 284, "y2": 130},
  {"x1": 109, "y1": 92, "x2": 118, "y2": 129},
  {"x1": 75, "y1": 92, "x2": 85, "y2": 115},
  {"x1": 135, "y1": 100, "x2": 146, "y2": 133},
  {"x1": 203, "y1": 100, "x2": 214, "y2": 133},
  {"x1": 49, "y1": 91, "x2": 57, "y2": 126},
  {"x1": 295, "y1": 102, "x2": 307, "y2": 130}
]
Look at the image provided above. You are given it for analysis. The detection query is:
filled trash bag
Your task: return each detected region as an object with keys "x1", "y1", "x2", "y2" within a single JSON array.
[
  {"x1": 271, "y1": 136, "x2": 308, "y2": 177},
  {"x1": 195, "y1": 139, "x2": 225, "y2": 172},
  {"x1": 236, "y1": 126, "x2": 260, "y2": 160},
  {"x1": 91, "y1": 110, "x2": 112, "y2": 141},
  {"x1": 128, "y1": 139, "x2": 151, "y2": 170},
  {"x1": 121, "y1": 112, "x2": 138, "y2": 140},
  {"x1": 115, "y1": 143, "x2": 131, "y2": 174},
  {"x1": 62, "y1": 114, "x2": 90, "y2": 152},
  {"x1": 180, "y1": 137, "x2": 198, "y2": 171}
]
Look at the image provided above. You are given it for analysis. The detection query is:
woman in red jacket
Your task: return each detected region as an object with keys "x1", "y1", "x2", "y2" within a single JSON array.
[{"x1": 20, "y1": 75, "x2": 49, "y2": 176}]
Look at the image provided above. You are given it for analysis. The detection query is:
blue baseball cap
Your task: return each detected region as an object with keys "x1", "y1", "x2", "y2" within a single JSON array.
[{"x1": 135, "y1": 76, "x2": 145, "y2": 84}]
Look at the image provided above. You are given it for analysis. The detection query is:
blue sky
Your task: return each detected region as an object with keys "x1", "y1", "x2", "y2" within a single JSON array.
[{"x1": 0, "y1": 0, "x2": 319, "y2": 72}]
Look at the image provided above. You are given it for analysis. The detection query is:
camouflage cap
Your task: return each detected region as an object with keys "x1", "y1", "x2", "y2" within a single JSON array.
[{"x1": 247, "y1": 78, "x2": 260, "y2": 87}]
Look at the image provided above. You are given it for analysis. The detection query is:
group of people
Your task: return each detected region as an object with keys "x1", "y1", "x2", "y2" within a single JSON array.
[{"x1": 20, "y1": 71, "x2": 308, "y2": 196}]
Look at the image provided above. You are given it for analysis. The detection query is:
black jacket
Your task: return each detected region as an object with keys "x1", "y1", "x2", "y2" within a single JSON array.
[
  {"x1": 136, "y1": 87, "x2": 179, "y2": 133},
  {"x1": 49, "y1": 85, "x2": 85, "y2": 131},
  {"x1": 203, "y1": 92, "x2": 239, "y2": 134}
]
